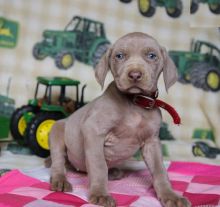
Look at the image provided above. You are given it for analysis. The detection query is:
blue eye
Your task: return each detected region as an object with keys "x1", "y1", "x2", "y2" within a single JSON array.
[
  {"x1": 115, "y1": 53, "x2": 124, "y2": 60},
  {"x1": 147, "y1": 52, "x2": 157, "y2": 60}
]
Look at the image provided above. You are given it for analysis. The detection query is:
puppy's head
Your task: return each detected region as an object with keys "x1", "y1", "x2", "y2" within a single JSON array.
[{"x1": 95, "y1": 32, "x2": 177, "y2": 94}]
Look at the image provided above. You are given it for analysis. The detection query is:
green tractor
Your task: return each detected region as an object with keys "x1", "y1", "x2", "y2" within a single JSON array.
[
  {"x1": 33, "y1": 16, "x2": 110, "y2": 69},
  {"x1": 0, "y1": 95, "x2": 15, "y2": 140},
  {"x1": 169, "y1": 40, "x2": 220, "y2": 92},
  {"x1": 0, "y1": 78, "x2": 15, "y2": 140},
  {"x1": 120, "y1": 0, "x2": 183, "y2": 18},
  {"x1": 10, "y1": 76, "x2": 86, "y2": 157},
  {"x1": 191, "y1": 0, "x2": 220, "y2": 14},
  {"x1": 138, "y1": 0, "x2": 183, "y2": 18},
  {"x1": 192, "y1": 128, "x2": 220, "y2": 159}
]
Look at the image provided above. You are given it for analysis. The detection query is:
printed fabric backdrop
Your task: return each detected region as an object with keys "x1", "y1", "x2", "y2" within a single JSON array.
[{"x1": 0, "y1": 0, "x2": 220, "y2": 163}]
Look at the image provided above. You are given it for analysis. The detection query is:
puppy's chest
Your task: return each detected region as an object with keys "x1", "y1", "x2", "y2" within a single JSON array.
[{"x1": 104, "y1": 112, "x2": 152, "y2": 162}]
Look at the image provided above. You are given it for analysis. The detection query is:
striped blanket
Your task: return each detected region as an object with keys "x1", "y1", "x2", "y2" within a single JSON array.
[{"x1": 0, "y1": 162, "x2": 220, "y2": 207}]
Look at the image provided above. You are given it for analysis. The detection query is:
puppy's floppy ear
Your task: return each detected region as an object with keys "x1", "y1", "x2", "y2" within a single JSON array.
[
  {"x1": 95, "y1": 47, "x2": 112, "y2": 89},
  {"x1": 161, "y1": 47, "x2": 178, "y2": 92}
]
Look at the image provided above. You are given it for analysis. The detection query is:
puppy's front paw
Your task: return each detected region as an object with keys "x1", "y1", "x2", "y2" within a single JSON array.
[
  {"x1": 158, "y1": 190, "x2": 191, "y2": 207},
  {"x1": 50, "y1": 174, "x2": 72, "y2": 192},
  {"x1": 89, "y1": 194, "x2": 116, "y2": 207}
]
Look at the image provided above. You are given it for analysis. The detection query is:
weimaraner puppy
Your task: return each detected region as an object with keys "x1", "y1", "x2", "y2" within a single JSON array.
[{"x1": 49, "y1": 32, "x2": 191, "y2": 207}]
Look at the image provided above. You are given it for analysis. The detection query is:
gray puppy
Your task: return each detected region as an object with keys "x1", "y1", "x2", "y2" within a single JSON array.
[{"x1": 49, "y1": 32, "x2": 191, "y2": 207}]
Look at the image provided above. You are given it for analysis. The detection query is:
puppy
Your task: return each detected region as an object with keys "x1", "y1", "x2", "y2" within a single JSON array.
[{"x1": 49, "y1": 32, "x2": 191, "y2": 207}]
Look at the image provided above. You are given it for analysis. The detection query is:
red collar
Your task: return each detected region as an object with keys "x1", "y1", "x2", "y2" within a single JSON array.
[{"x1": 132, "y1": 93, "x2": 181, "y2": 125}]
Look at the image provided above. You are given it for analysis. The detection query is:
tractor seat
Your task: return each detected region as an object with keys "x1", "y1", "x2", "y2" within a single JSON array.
[
  {"x1": 59, "y1": 97, "x2": 72, "y2": 104},
  {"x1": 59, "y1": 97, "x2": 76, "y2": 114},
  {"x1": 37, "y1": 97, "x2": 50, "y2": 107}
]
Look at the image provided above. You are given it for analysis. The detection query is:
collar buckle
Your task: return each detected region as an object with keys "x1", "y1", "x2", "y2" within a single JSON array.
[{"x1": 133, "y1": 95, "x2": 156, "y2": 109}]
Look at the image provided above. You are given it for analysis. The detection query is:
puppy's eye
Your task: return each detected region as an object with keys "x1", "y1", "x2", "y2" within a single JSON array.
[
  {"x1": 115, "y1": 53, "x2": 125, "y2": 60},
  {"x1": 147, "y1": 52, "x2": 157, "y2": 60}
]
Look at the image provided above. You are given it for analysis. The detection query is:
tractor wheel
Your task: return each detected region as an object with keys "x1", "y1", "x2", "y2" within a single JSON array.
[
  {"x1": 119, "y1": 0, "x2": 132, "y2": 3},
  {"x1": 166, "y1": 0, "x2": 183, "y2": 18},
  {"x1": 26, "y1": 112, "x2": 64, "y2": 158},
  {"x1": 192, "y1": 142, "x2": 217, "y2": 159},
  {"x1": 33, "y1": 43, "x2": 47, "y2": 60},
  {"x1": 55, "y1": 51, "x2": 74, "y2": 70},
  {"x1": 178, "y1": 74, "x2": 191, "y2": 84},
  {"x1": 10, "y1": 105, "x2": 36, "y2": 145},
  {"x1": 92, "y1": 43, "x2": 110, "y2": 67},
  {"x1": 206, "y1": 69, "x2": 220, "y2": 92},
  {"x1": 190, "y1": 63, "x2": 220, "y2": 92},
  {"x1": 190, "y1": 0, "x2": 199, "y2": 14},
  {"x1": 208, "y1": 3, "x2": 220, "y2": 14},
  {"x1": 138, "y1": 0, "x2": 156, "y2": 17}
]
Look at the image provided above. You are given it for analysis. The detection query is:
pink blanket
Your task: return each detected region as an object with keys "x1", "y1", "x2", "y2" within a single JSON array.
[{"x1": 0, "y1": 162, "x2": 220, "y2": 207}]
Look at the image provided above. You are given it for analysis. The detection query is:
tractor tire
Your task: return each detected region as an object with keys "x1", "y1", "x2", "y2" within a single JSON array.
[
  {"x1": 206, "y1": 68, "x2": 220, "y2": 92},
  {"x1": 26, "y1": 112, "x2": 64, "y2": 158},
  {"x1": 192, "y1": 142, "x2": 217, "y2": 159},
  {"x1": 55, "y1": 51, "x2": 74, "y2": 70},
  {"x1": 166, "y1": 0, "x2": 183, "y2": 18},
  {"x1": 190, "y1": 63, "x2": 220, "y2": 92},
  {"x1": 33, "y1": 43, "x2": 47, "y2": 60},
  {"x1": 190, "y1": 0, "x2": 199, "y2": 14},
  {"x1": 208, "y1": 3, "x2": 220, "y2": 14},
  {"x1": 92, "y1": 43, "x2": 110, "y2": 67},
  {"x1": 10, "y1": 105, "x2": 36, "y2": 145},
  {"x1": 138, "y1": 0, "x2": 156, "y2": 17},
  {"x1": 119, "y1": 0, "x2": 132, "y2": 3},
  {"x1": 178, "y1": 74, "x2": 190, "y2": 84}
]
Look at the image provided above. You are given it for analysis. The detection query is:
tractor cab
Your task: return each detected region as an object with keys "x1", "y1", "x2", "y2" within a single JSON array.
[
  {"x1": 191, "y1": 40, "x2": 220, "y2": 67},
  {"x1": 30, "y1": 76, "x2": 85, "y2": 114},
  {"x1": 65, "y1": 16, "x2": 105, "y2": 38}
]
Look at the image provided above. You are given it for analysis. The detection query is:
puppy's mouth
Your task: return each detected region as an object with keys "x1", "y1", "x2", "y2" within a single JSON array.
[
  {"x1": 115, "y1": 77, "x2": 150, "y2": 94},
  {"x1": 118, "y1": 84, "x2": 145, "y2": 94},
  {"x1": 126, "y1": 86, "x2": 143, "y2": 94},
  {"x1": 116, "y1": 80, "x2": 154, "y2": 95}
]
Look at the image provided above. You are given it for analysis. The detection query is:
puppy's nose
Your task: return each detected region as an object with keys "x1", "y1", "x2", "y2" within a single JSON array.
[{"x1": 128, "y1": 71, "x2": 142, "y2": 81}]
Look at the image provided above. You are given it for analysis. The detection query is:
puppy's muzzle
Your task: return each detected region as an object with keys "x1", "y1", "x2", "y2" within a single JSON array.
[
  {"x1": 125, "y1": 60, "x2": 146, "y2": 83},
  {"x1": 128, "y1": 71, "x2": 143, "y2": 82}
]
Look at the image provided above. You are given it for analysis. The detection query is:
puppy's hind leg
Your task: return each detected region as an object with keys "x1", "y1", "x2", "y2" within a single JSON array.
[{"x1": 49, "y1": 120, "x2": 72, "y2": 192}]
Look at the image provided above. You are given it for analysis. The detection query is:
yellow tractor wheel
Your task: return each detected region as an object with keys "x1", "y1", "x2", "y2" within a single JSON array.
[
  {"x1": 193, "y1": 146, "x2": 206, "y2": 157},
  {"x1": 206, "y1": 70, "x2": 220, "y2": 91},
  {"x1": 138, "y1": 0, "x2": 156, "y2": 17},
  {"x1": 55, "y1": 51, "x2": 74, "y2": 70},
  {"x1": 33, "y1": 43, "x2": 47, "y2": 60},
  {"x1": 190, "y1": 63, "x2": 220, "y2": 92},
  {"x1": 18, "y1": 116, "x2": 27, "y2": 136},
  {"x1": 61, "y1": 54, "x2": 74, "y2": 69},
  {"x1": 26, "y1": 112, "x2": 64, "y2": 157},
  {"x1": 209, "y1": 3, "x2": 220, "y2": 14},
  {"x1": 10, "y1": 105, "x2": 36, "y2": 145},
  {"x1": 139, "y1": 0, "x2": 150, "y2": 13},
  {"x1": 166, "y1": 0, "x2": 182, "y2": 18},
  {"x1": 36, "y1": 119, "x2": 56, "y2": 150},
  {"x1": 210, "y1": 4, "x2": 218, "y2": 10}
]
